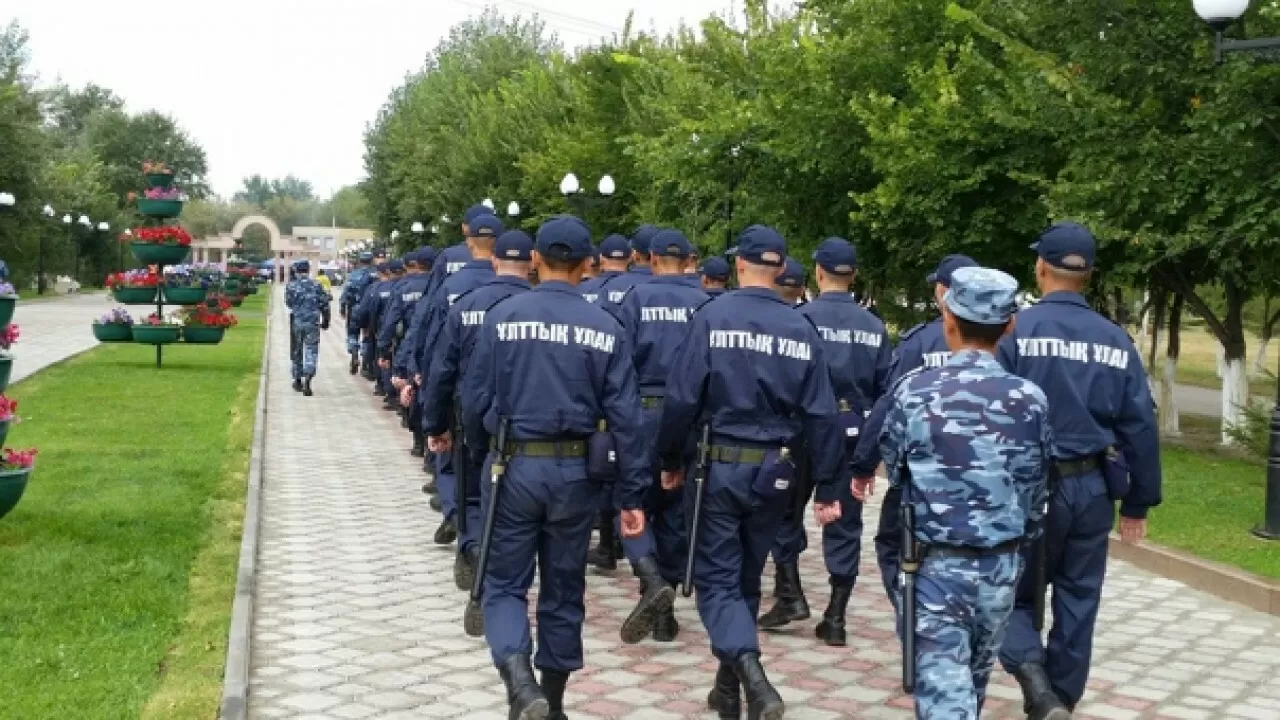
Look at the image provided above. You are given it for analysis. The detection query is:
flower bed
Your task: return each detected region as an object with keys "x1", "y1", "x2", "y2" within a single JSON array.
[
  {"x1": 92, "y1": 308, "x2": 134, "y2": 342},
  {"x1": 131, "y1": 226, "x2": 191, "y2": 264},
  {"x1": 0, "y1": 448, "x2": 37, "y2": 520},
  {"x1": 107, "y1": 270, "x2": 160, "y2": 304}
]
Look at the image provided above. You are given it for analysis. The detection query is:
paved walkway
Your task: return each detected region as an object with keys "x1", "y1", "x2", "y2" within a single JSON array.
[
  {"x1": 10, "y1": 292, "x2": 110, "y2": 383},
  {"x1": 249, "y1": 289, "x2": 1280, "y2": 720}
]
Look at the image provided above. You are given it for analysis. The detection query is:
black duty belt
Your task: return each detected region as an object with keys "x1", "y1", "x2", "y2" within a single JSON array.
[
  {"x1": 708, "y1": 444, "x2": 777, "y2": 465},
  {"x1": 925, "y1": 538, "x2": 1021, "y2": 560},
  {"x1": 640, "y1": 396, "x2": 663, "y2": 410},
  {"x1": 1055, "y1": 457, "x2": 1099, "y2": 478},
  {"x1": 493, "y1": 440, "x2": 588, "y2": 458}
]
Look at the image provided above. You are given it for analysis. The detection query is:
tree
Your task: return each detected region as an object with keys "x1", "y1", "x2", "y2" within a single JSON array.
[
  {"x1": 84, "y1": 109, "x2": 211, "y2": 205},
  {"x1": 270, "y1": 175, "x2": 315, "y2": 203},
  {"x1": 234, "y1": 175, "x2": 275, "y2": 207}
]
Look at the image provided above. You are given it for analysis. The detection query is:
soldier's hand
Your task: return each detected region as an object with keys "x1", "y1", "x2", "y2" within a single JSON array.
[
  {"x1": 851, "y1": 476, "x2": 875, "y2": 502},
  {"x1": 660, "y1": 469, "x2": 684, "y2": 490},
  {"x1": 620, "y1": 508, "x2": 646, "y2": 538},
  {"x1": 378, "y1": 358, "x2": 390, "y2": 369},
  {"x1": 414, "y1": 373, "x2": 423, "y2": 386},
  {"x1": 392, "y1": 376, "x2": 406, "y2": 390},
  {"x1": 813, "y1": 501, "x2": 842, "y2": 526},
  {"x1": 428, "y1": 432, "x2": 452, "y2": 453},
  {"x1": 399, "y1": 385, "x2": 415, "y2": 407},
  {"x1": 1118, "y1": 517, "x2": 1147, "y2": 545}
]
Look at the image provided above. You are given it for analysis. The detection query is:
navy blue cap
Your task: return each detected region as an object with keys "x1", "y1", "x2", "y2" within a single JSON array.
[
  {"x1": 650, "y1": 229, "x2": 694, "y2": 258},
  {"x1": 926, "y1": 254, "x2": 978, "y2": 287},
  {"x1": 495, "y1": 230, "x2": 534, "y2": 262},
  {"x1": 775, "y1": 257, "x2": 806, "y2": 288},
  {"x1": 469, "y1": 214, "x2": 504, "y2": 238},
  {"x1": 376, "y1": 262, "x2": 389, "y2": 273},
  {"x1": 699, "y1": 257, "x2": 730, "y2": 281},
  {"x1": 730, "y1": 225, "x2": 786, "y2": 267},
  {"x1": 294, "y1": 259, "x2": 310, "y2": 272},
  {"x1": 388, "y1": 259, "x2": 405, "y2": 272},
  {"x1": 632, "y1": 224, "x2": 659, "y2": 254},
  {"x1": 358, "y1": 251, "x2": 373, "y2": 262},
  {"x1": 1032, "y1": 222, "x2": 1096, "y2": 270},
  {"x1": 812, "y1": 237, "x2": 857, "y2": 274},
  {"x1": 599, "y1": 234, "x2": 631, "y2": 260},
  {"x1": 417, "y1": 246, "x2": 438, "y2": 266},
  {"x1": 464, "y1": 205, "x2": 492, "y2": 225},
  {"x1": 403, "y1": 249, "x2": 420, "y2": 265},
  {"x1": 536, "y1": 216, "x2": 593, "y2": 261}
]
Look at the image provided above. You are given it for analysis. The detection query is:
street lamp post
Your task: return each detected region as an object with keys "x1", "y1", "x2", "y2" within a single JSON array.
[
  {"x1": 1194, "y1": 0, "x2": 1280, "y2": 539},
  {"x1": 39, "y1": 205, "x2": 54, "y2": 295},
  {"x1": 75, "y1": 214, "x2": 92, "y2": 286},
  {"x1": 1194, "y1": 0, "x2": 1280, "y2": 62},
  {"x1": 559, "y1": 173, "x2": 615, "y2": 222},
  {"x1": 119, "y1": 229, "x2": 132, "y2": 272}
]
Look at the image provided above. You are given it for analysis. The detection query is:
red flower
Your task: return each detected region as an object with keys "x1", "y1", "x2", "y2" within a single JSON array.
[{"x1": 132, "y1": 226, "x2": 192, "y2": 246}]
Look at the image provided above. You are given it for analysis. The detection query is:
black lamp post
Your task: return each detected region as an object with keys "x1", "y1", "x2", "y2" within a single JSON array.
[
  {"x1": 38, "y1": 205, "x2": 55, "y2": 294},
  {"x1": 559, "y1": 173, "x2": 615, "y2": 224},
  {"x1": 1194, "y1": 0, "x2": 1280, "y2": 539}
]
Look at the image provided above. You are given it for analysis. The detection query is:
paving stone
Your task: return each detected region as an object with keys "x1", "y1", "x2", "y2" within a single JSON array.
[{"x1": 246, "y1": 287, "x2": 1280, "y2": 720}]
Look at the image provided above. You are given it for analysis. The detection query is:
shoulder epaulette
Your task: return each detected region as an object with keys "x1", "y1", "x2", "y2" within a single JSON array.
[{"x1": 899, "y1": 322, "x2": 926, "y2": 342}]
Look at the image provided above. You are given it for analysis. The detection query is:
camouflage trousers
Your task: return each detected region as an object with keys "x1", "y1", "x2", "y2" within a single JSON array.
[
  {"x1": 910, "y1": 550, "x2": 1021, "y2": 720},
  {"x1": 291, "y1": 324, "x2": 320, "y2": 379}
]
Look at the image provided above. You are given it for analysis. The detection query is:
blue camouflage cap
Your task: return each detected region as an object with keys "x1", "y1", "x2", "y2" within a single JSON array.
[
  {"x1": 926, "y1": 254, "x2": 978, "y2": 287},
  {"x1": 536, "y1": 216, "x2": 593, "y2": 261},
  {"x1": 295, "y1": 259, "x2": 311, "y2": 272},
  {"x1": 495, "y1": 230, "x2": 534, "y2": 261},
  {"x1": 812, "y1": 237, "x2": 857, "y2": 274},
  {"x1": 650, "y1": 229, "x2": 694, "y2": 258},
  {"x1": 1032, "y1": 221, "x2": 1096, "y2": 270},
  {"x1": 599, "y1": 234, "x2": 631, "y2": 260},
  {"x1": 358, "y1": 251, "x2": 373, "y2": 262},
  {"x1": 463, "y1": 205, "x2": 492, "y2": 226},
  {"x1": 469, "y1": 214, "x2": 504, "y2": 238},
  {"x1": 631, "y1": 224, "x2": 659, "y2": 254},
  {"x1": 388, "y1": 259, "x2": 405, "y2": 272},
  {"x1": 730, "y1": 225, "x2": 787, "y2": 267},
  {"x1": 699, "y1": 256, "x2": 730, "y2": 281},
  {"x1": 775, "y1": 257, "x2": 806, "y2": 288},
  {"x1": 944, "y1": 266, "x2": 1019, "y2": 325},
  {"x1": 417, "y1": 246, "x2": 438, "y2": 266}
]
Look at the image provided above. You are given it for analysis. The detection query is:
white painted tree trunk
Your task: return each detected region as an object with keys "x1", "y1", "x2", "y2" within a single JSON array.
[
  {"x1": 1221, "y1": 357, "x2": 1249, "y2": 445},
  {"x1": 1216, "y1": 344, "x2": 1226, "y2": 379},
  {"x1": 1137, "y1": 291, "x2": 1150, "y2": 357},
  {"x1": 1252, "y1": 337, "x2": 1271, "y2": 376},
  {"x1": 1159, "y1": 355, "x2": 1180, "y2": 436}
]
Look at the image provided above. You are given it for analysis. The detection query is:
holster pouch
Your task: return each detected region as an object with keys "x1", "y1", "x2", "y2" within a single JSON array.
[
  {"x1": 1102, "y1": 447, "x2": 1130, "y2": 501},
  {"x1": 837, "y1": 399, "x2": 865, "y2": 444},
  {"x1": 588, "y1": 429, "x2": 619, "y2": 483},
  {"x1": 752, "y1": 448, "x2": 796, "y2": 502}
]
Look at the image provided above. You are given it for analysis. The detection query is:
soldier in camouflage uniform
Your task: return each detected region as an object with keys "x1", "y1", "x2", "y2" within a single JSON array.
[
  {"x1": 871, "y1": 266, "x2": 1052, "y2": 720},
  {"x1": 340, "y1": 251, "x2": 376, "y2": 374},
  {"x1": 285, "y1": 259, "x2": 332, "y2": 397}
]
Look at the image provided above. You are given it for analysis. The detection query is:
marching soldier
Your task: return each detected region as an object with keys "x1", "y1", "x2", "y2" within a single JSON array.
[
  {"x1": 870, "y1": 265, "x2": 1052, "y2": 720},
  {"x1": 775, "y1": 257, "x2": 807, "y2": 306},
  {"x1": 284, "y1": 260, "x2": 331, "y2": 396},
  {"x1": 578, "y1": 234, "x2": 632, "y2": 306},
  {"x1": 379, "y1": 248, "x2": 433, "y2": 444},
  {"x1": 698, "y1": 257, "x2": 731, "y2": 298},
  {"x1": 613, "y1": 228, "x2": 709, "y2": 643},
  {"x1": 459, "y1": 216, "x2": 649, "y2": 720},
  {"x1": 353, "y1": 260, "x2": 391, "y2": 383},
  {"x1": 340, "y1": 251, "x2": 375, "y2": 374},
  {"x1": 658, "y1": 225, "x2": 841, "y2": 720},
  {"x1": 997, "y1": 223, "x2": 1161, "y2": 719}
]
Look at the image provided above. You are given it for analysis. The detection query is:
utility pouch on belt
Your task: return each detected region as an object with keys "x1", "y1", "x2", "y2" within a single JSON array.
[
  {"x1": 588, "y1": 419, "x2": 619, "y2": 483},
  {"x1": 1101, "y1": 446, "x2": 1130, "y2": 501},
  {"x1": 836, "y1": 399, "x2": 864, "y2": 443},
  {"x1": 752, "y1": 448, "x2": 796, "y2": 502}
]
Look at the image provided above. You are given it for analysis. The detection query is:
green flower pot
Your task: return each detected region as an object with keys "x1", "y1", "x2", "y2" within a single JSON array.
[
  {"x1": 131, "y1": 325, "x2": 180, "y2": 345},
  {"x1": 112, "y1": 286, "x2": 158, "y2": 304},
  {"x1": 131, "y1": 242, "x2": 190, "y2": 266},
  {"x1": 0, "y1": 297, "x2": 15, "y2": 328},
  {"x1": 227, "y1": 259, "x2": 249, "y2": 269},
  {"x1": 145, "y1": 172, "x2": 174, "y2": 189},
  {"x1": 163, "y1": 286, "x2": 207, "y2": 304},
  {"x1": 183, "y1": 326, "x2": 225, "y2": 344},
  {"x1": 0, "y1": 467, "x2": 31, "y2": 520},
  {"x1": 0, "y1": 356, "x2": 10, "y2": 392},
  {"x1": 229, "y1": 296, "x2": 245, "y2": 307},
  {"x1": 135, "y1": 198, "x2": 184, "y2": 218},
  {"x1": 92, "y1": 323, "x2": 133, "y2": 342}
]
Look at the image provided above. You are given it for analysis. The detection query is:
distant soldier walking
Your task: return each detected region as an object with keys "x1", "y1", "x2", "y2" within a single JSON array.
[{"x1": 285, "y1": 259, "x2": 331, "y2": 396}]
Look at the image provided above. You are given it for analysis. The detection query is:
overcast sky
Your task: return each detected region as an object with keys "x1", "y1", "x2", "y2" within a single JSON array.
[{"x1": 8, "y1": 0, "x2": 739, "y2": 199}]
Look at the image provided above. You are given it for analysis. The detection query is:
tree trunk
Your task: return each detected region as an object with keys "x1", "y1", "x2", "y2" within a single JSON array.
[
  {"x1": 1219, "y1": 278, "x2": 1250, "y2": 445},
  {"x1": 1112, "y1": 286, "x2": 1128, "y2": 327},
  {"x1": 1159, "y1": 293, "x2": 1181, "y2": 437},
  {"x1": 1137, "y1": 290, "x2": 1152, "y2": 358},
  {"x1": 1252, "y1": 299, "x2": 1277, "y2": 376},
  {"x1": 1148, "y1": 288, "x2": 1167, "y2": 421}
]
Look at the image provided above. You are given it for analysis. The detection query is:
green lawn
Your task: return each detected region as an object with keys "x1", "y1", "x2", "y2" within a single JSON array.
[
  {"x1": 0, "y1": 293, "x2": 266, "y2": 719},
  {"x1": 1151, "y1": 430, "x2": 1277, "y2": 579}
]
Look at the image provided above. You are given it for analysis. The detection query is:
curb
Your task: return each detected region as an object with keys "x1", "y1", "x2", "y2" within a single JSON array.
[
  {"x1": 1109, "y1": 535, "x2": 1280, "y2": 616},
  {"x1": 219, "y1": 290, "x2": 273, "y2": 720}
]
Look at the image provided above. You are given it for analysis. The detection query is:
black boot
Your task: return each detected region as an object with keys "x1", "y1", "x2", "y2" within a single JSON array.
[
  {"x1": 540, "y1": 669, "x2": 570, "y2": 720},
  {"x1": 586, "y1": 513, "x2": 618, "y2": 571},
  {"x1": 433, "y1": 518, "x2": 456, "y2": 545},
  {"x1": 620, "y1": 556, "x2": 676, "y2": 644},
  {"x1": 652, "y1": 587, "x2": 679, "y2": 642},
  {"x1": 464, "y1": 598, "x2": 485, "y2": 637},
  {"x1": 814, "y1": 583, "x2": 853, "y2": 646},
  {"x1": 499, "y1": 654, "x2": 549, "y2": 720},
  {"x1": 758, "y1": 562, "x2": 810, "y2": 629},
  {"x1": 349, "y1": 352, "x2": 359, "y2": 375},
  {"x1": 771, "y1": 563, "x2": 783, "y2": 598},
  {"x1": 410, "y1": 432, "x2": 425, "y2": 457},
  {"x1": 423, "y1": 476, "x2": 438, "y2": 495},
  {"x1": 1013, "y1": 663, "x2": 1072, "y2": 720},
  {"x1": 706, "y1": 663, "x2": 741, "y2": 719},
  {"x1": 292, "y1": 378, "x2": 303, "y2": 392},
  {"x1": 430, "y1": 495, "x2": 442, "y2": 512},
  {"x1": 733, "y1": 652, "x2": 785, "y2": 720},
  {"x1": 454, "y1": 545, "x2": 479, "y2": 591},
  {"x1": 303, "y1": 376, "x2": 313, "y2": 397}
]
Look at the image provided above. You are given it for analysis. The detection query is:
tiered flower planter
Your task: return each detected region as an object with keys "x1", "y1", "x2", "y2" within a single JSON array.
[
  {"x1": 0, "y1": 468, "x2": 30, "y2": 521},
  {"x1": 92, "y1": 323, "x2": 133, "y2": 342},
  {"x1": 0, "y1": 287, "x2": 36, "y2": 520}
]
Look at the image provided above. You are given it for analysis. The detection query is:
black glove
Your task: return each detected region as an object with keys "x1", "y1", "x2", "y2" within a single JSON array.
[{"x1": 320, "y1": 308, "x2": 331, "y2": 330}]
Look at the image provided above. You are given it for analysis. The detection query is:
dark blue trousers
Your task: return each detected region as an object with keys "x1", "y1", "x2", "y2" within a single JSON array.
[
  {"x1": 436, "y1": 450, "x2": 457, "y2": 521},
  {"x1": 482, "y1": 455, "x2": 599, "y2": 672},
  {"x1": 458, "y1": 449, "x2": 484, "y2": 553},
  {"x1": 1000, "y1": 469, "x2": 1113, "y2": 706},
  {"x1": 875, "y1": 485, "x2": 903, "y2": 607},
  {"x1": 821, "y1": 474, "x2": 863, "y2": 586},
  {"x1": 617, "y1": 483, "x2": 686, "y2": 583},
  {"x1": 770, "y1": 478, "x2": 811, "y2": 566},
  {"x1": 691, "y1": 460, "x2": 787, "y2": 662}
]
